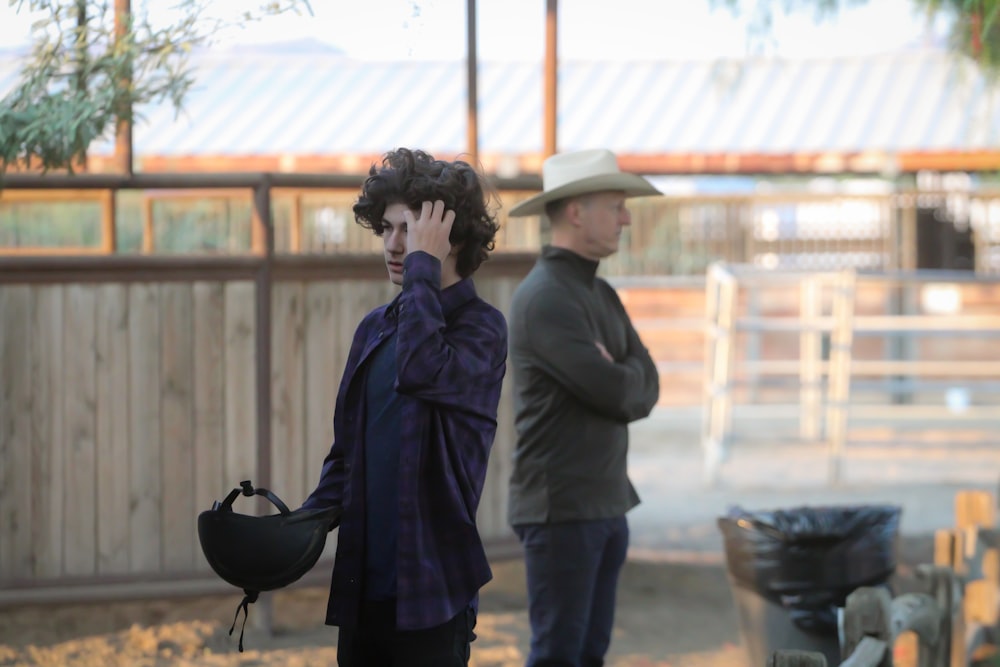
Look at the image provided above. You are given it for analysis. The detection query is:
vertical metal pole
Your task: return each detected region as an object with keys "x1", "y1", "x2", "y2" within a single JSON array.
[
  {"x1": 114, "y1": 0, "x2": 133, "y2": 176},
  {"x1": 544, "y1": 0, "x2": 558, "y2": 157},
  {"x1": 252, "y1": 177, "x2": 274, "y2": 635},
  {"x1": 465, "y1": 0, "x2": 479, "y2": 164}
]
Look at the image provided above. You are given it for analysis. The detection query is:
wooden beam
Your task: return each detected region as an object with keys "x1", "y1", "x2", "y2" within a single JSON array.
[
  {"x1": 114, "y1": 0, "x2": 132, "y2": 176},
  {"x1": 100, "y1": 189, "x2": 117, "y2": 254},
  {"x1": 142, "y1": 196, "x2": 154, "y2": 254},
  {"x1": 465, "y1": 0, "x2": 479, "y2": 164},
  {"x1": 289, "y1": 193, "x2": 303, "y2": 253},
  {"x1": 544, "y1": 0, "x2": 557, "y2": 157}
]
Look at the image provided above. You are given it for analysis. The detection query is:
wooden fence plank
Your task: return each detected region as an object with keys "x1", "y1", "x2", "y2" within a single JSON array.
[
  {"x1": 303, "y1": 281, "x2": 339, "y2": 560},
  {"x1": 303, "y1": 281, "x2": 337, "y2": 495},
  {"x1": 128, "y1": 283, "x2": 162, "y2": 572},
  {"x1": 956, "y1": 490, "x2": 996, "y2": 530},
  {"x1": 271, "y1": 282, "x2": 306, "y2": 506},
  {"x1": 160, "y1": 283, "x2": 195, "y2": 571},
  {"x1": 30, "y1": 286, "x2": 64, "y2": 578},
  {"x1": 63, "y1": 285, "x2": 98, "y2": 576},
  {"x1": 0, "y1": 286, "x2": 33, "y2": 580},
  {"x1": 192, "y1": 282, "x2": 226, "y2": 572},
  {"x1": 0, "y1": 286, "x2": 9, "y2": 579},
  {"x1": 95, "y1": 284, "x2": 131, "y2": 574},
  {"x1": 476, "y1": 276, "x2": 516, "y2": 542},
  {"x1": 224, "y1": 281, "x2": 257, "y2": 501}
]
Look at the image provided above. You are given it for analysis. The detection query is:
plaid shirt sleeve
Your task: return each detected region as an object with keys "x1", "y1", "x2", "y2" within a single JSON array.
[
  {"x1": 394, "y1": 252, "x2": 507, "y2": 415},
  {"x1": 392, "y1": 251, "x2": 508, "y2": 629}
]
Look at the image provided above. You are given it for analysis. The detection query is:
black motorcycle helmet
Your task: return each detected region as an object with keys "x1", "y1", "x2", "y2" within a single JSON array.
[{"x1": 197, "y1": 480, "x2": 341, "y2": 651}]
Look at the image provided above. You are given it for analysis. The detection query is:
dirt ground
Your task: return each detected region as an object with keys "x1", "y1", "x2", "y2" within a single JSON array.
[
  {"x1": 0, "y1": 539, "x2": 937, "y2": 667},
  {"x1": 0, "y1": 409, "x2": 981, "y2": 667},
  {"x1": 0, "y1": 554, "x2": 752, "y2": 667}
]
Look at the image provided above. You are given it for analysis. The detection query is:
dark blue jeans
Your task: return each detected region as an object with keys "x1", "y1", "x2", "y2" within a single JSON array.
[
  {"x1": 336, "y1": 599, "x2": 477, "y2": 666},
  {"x1": 515, "y1": 516, "x2": 629, "y2": 667}
]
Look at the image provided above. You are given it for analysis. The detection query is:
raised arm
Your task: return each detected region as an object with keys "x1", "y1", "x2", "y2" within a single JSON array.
[{"x1": 394, "y1": 251, "x2": 507, "y2": 415}]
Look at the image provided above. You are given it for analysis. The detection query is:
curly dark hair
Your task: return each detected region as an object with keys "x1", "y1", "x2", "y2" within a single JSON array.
[{"x1": 353, "y1": 148, "x2": 502, "y2": 278}]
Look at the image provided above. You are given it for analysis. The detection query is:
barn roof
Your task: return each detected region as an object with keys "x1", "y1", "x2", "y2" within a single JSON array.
[{"x1": 2, "y1": 46, "x2": 998, "y2": 174}]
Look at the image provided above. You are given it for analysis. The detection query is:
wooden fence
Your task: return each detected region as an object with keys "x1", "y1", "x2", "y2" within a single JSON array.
[
  {"x1": 0, "y1": 168, "x2": 538, "y2": 604},
  {"x1": 5, "y1": 182, "x2": 1000, "y2": 277},
  {"x1": 770, "y1": 490, "x2": 1000, "y2": 667},
  {"x1": 0, "y1": 254, "x2": 530, "y2": 601}
]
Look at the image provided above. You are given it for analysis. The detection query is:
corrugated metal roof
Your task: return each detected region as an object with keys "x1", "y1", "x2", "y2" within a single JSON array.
[{"x1": 2, "y1": 47, "x2": 999, "y2": 163}]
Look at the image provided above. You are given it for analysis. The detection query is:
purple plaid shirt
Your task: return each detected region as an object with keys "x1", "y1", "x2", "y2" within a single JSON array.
[{"x1": 302, "y1": 251, "x2": 508, "y2": 630}]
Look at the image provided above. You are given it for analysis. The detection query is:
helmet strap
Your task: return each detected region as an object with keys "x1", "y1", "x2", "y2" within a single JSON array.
[{"x1": 228, "y1": 589, "x2": 260, "y2": 652}]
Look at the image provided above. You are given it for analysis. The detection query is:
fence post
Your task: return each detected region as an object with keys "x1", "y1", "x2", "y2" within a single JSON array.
[
  {"x1": 250, "y1": 175, "x2": 275, "y2": 637},
  {"x1": 825, "y1": 269, "x2": 855, "y2": 484},
  {"x1": 702, "y1": 262, "x2": 736, "y2": 485},
  {"x1": 799, "y1": 275, "x2": 822, "y2": 442}
]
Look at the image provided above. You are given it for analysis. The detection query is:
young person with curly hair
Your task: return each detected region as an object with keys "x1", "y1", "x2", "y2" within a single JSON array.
[{"x1": 301, "y1": 148, "x2": 508, "y2": 666}]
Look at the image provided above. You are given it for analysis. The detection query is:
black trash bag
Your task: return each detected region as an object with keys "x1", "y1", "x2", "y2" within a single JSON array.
[{"x1": 717, "y1": 504, "x2": 901, "y2": 635}]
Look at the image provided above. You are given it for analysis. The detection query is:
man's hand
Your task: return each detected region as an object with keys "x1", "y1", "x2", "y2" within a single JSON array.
[
  {"x1": 595, "y1": 341, "x2": 614, "y2": 362},
  {"x1": 404, "y1": 200, "x2": 455, "y2": 264}
]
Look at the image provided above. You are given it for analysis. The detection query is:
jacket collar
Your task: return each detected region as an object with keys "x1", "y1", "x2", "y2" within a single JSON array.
[
  {"x1": 385, "y1": 275, "x2": 477, "y2": 321},
  {"x1": 541, "y1": 245, "x2": 599, "y2": 286}
]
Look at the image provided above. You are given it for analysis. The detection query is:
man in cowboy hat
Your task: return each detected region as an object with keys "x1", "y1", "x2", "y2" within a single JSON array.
[{"x1": 506, "y1": 148, "x2": 661, "y2": 667}]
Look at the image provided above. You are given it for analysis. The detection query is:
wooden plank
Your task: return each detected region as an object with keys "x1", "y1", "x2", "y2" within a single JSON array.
[
  {"x1": 842, "y1": 586, "x2": 892, "y2": 667},
  {"x1": 128, "y1": 283, "x2": 162, "y2": 573},
  {"x1": 224, "y1": 281, "x2": 257, "y2": 505},
  {"x1": 964, "y1": 579, "x2": 998, "y2": 626},
  {"x1": 491, "y1": 277, "x2": 517, "y2": 542},
  {"x1": 915, "y1": 564, "x2": 965, "y2": 667},
  {"x1": 840, "y1": 636, "x2": 887, "y2": 667},
  {"x1": 0, "y1": 286, "x2": 34, "y2": 580},
  {"x1": 160, "y1": 283, "x2": 195, "y2": 572},
  {"x1": 891, "y1": 630, "x2": 920, "y2": 667},
  {"x1": 768, "y1": 651, "x2": 827, "y2": 666},
  {"x1": 271, "y1": 282, "x2": 306, "y2": 506},
  {"x1": 475, "y1": 275, "x2": 516, "y2": 542},
  {"x1": 303, "y1": 281, "x2": 339, "y2": 560},
  {"x1": 192, "y1": 282, "x2": 226, "y2": 572},
  {"x1": 955, "y1": 490, "x2": 996, "y2": 530},
  {"x1": 934, "y1": 529, "x2": 956, "y2": 568},
  {"x1": 30, "y1": 286, "x2": 64, "y2": 578},
  {"x1": 95, "y1": 284, "x2": 131, "y2": 574},
  {"x1": 890, "y1": 592, "x2": 944, "y2": 666},
  {"x1": 62, "y1": 284, "x2": 98, "y2": 577},
  {"x1": 0, "y1": 286, "x2": 10, "y2": 579}
]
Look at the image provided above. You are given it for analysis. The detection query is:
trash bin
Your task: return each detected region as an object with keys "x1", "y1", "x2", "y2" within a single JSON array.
[{"x1": 717, "y1": 504, "x2": 901, "y2": 667}]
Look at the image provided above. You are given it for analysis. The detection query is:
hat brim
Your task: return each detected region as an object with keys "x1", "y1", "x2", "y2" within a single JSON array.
[{"x1": 507, "y1": 172, "x2": 661, "y2": 217}]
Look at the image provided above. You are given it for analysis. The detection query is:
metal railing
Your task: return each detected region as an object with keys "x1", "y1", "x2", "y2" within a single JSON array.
[{"x1": 702, "y1": 262, "x2": 1000, "y2": 485}]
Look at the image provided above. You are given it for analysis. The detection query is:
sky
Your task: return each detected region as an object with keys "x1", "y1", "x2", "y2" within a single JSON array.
[{"x1": 0, "y1": 0, "x2": 949, "y2": 62}]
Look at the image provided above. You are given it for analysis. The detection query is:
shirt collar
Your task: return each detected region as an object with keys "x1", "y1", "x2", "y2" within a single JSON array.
[
  {"x1": 542, "y1": 245, "x2": 600, "y2": 286},
  {"x1": 385, "y1": 275, "x2": 477, "y2": 321}
]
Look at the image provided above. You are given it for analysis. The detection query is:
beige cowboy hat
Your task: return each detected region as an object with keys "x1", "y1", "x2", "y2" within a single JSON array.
[{"x1": 507, "y1": 148, "x2": 661, "y2": 217}]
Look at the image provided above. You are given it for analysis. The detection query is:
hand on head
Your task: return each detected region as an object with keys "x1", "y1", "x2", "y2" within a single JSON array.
[{"x1": 404, "y1": 200, "x2": 455, "y2": 264}]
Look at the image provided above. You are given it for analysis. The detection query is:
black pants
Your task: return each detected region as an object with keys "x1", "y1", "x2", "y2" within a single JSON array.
[{"x1": 336, "y1": 599, "x2": 477, "y2": 667}]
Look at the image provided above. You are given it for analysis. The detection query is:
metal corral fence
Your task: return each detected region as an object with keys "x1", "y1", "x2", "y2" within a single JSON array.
[{"x1": 702, "y1": 262, "x2": 1000, "y2": 486}]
